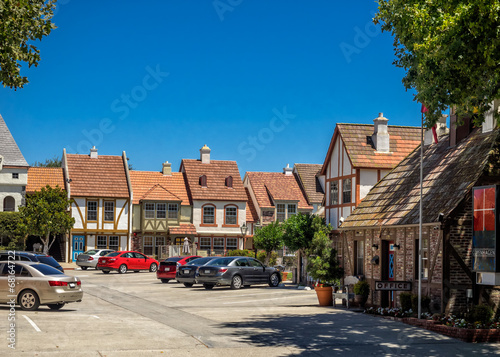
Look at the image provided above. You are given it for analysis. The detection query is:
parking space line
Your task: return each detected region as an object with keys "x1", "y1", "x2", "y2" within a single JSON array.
[
  {"x1": 22, "y1": 315, "x2": 41, "y2": 332},
  {"x1": 93, "y1": 315, "x2": 100, "y2": 319},
  {"x1": 222, "y1": 297, "x2": 284, "y2": 304}
]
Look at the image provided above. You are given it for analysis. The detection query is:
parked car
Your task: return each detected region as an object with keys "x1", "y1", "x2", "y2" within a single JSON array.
[
  {"x1": 157, "y1": 255, "x2": 201, "y2": 283},
  {"x1": 196, "y1": 256, "x2": 281, "y2": 290},
  {"x1": 76, "y1": 249, "x2": 115, "y2": 270},
  {"x1": 97, "y1": 251, "x2": 158, "y2": 274},
  {"x1": 0, "y1": 251, "x2": 64, "y2": 272},
  {"x1": 0, "y1": 261, "x2": 83, "y2": 311},
  {"x1": 175, "y1": 257, "x2": 218, "y2": 287}
]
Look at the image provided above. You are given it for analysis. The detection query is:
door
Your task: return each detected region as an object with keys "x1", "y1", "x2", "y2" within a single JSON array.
[
  {"x1": 249, "y1": 258, "x2": 267, "y2": 283},
  {"x1": 72, "y1": 235, "x2": 85, "y2": 262},
  {"x1": 234, "y1": 258, "x2": 252, "y2": 283},
  {"x1": 381, "y1": 240, "x2": 396, "y2": 307}
]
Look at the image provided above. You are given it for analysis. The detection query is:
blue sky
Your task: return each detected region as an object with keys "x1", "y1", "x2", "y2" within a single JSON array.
[{"x1": 1, "y1": 1, "x2": 423, "y2": 176}]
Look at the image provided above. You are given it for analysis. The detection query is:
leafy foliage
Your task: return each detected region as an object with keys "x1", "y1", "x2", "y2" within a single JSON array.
[
  {"x1": 226, "y1": 249, "x2": 255, "y2": 257},
  {"x1": 353, "y1": 280, "x2": 370, "y2": 298},
  {"x1": 257, "y1": 250, "x2": 277, "y2": 266},
  {"x1": 0, "y1": 212, "x2": 26, "y2": 249},
  {"x1": 31, "y1": 156, "x2": 62, "y2": 167},
  {"x1": 399, "y1": 292, "x2": 413, "y2": 312},
  {"x1": 282, "y1": 213, "x2": 327, "y2": 252},
  {"x1": 253, "y1": 221, "x2": 283, "y2": 264},
  {"x1": 0, "y1": 0, "x2": 57, "y2": 89},
  {"x1": 375, "y1": 1, "x2": 500, "y2": 127},
  {"x1": 470, "y1": 305, "x2": 493, "y2": 324},
  {"x1": 306, "y1": 230, "x2": 343, "y2": 285},
  {"x1": 19, "y1": 185, "x2": 74, "y2": 254}
]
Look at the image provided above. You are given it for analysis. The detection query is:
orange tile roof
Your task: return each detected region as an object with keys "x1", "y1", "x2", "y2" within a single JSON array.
[
  {"x1": 130, "y1": 171, "x2": 190, "y2": 205},
  {"x1": 245, "y1": 188, "x2": 259, "y2": 223},
  {"x1": 321, "y1": 124, "x2": 421, "y2": 174},
  {"x1": 294, "y1": 163, "x2": 324, "y2": 204},
  {"x1": 181, "y1": 159, "x2": 247, "y2": 201},
  {"x1": 26, "y1": 167, "x2": 65, "y2": 193},
  {"x1": 246, "y1": 172, "x2": 312, "y2": 210},
  {"x1": 66, "y1": 154, "x2": 129, "y2": 198},
  {"x1": 169, "y1": 223, "x2": 197, "y2": 235}
]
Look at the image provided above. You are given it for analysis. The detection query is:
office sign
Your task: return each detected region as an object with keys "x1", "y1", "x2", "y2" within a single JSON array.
[{"x1": 375, "y1": 281, "x2": 412, "y2": 291}]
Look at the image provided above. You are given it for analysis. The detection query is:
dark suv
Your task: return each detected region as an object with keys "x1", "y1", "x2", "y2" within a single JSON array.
[{"x1": 0, "y1": 251, "x2": 64, "y2": 272}]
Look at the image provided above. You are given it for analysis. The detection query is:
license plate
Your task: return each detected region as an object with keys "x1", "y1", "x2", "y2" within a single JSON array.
[
  {"x1": 69, "y1": 283, "x2": 76, "y2": 288},
  {"x1": 183, "y1": 270, "x2": 189, "y2": 274},
  {"x1": 101, "y1": 259, "x2": 106, "y2": 263},
  {"x1": 204, "y1": 270, "x2": 210, "y2": 274}
]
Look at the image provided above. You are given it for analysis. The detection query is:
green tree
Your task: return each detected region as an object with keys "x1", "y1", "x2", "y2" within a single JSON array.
[
  {"x1": 253, "y1": 221, "x2": 283, "y2": 265},
  {"x1": 306, "y1": 230, "x2": 343, "y2": 285},
  {"x1": 19, "y1": 185, "x2": 74, "y2": 254},
  {"x1": 31, "y1": 156, "x2": 62, "y2": 167},
  {"x1": 0, "y1": 0, "x2": 57, "y2": 89},
  {"x1": 375, "y1": 0, "x2": 500, "y2": 127},
  {"x1": 0, "y1": 212, "x2": 26, "y2": 250}
]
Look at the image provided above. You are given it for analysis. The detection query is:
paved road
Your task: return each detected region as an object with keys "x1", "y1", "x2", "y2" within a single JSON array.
[{"x1": 2, "y1": 269, "x2": 500, "y2": 356}]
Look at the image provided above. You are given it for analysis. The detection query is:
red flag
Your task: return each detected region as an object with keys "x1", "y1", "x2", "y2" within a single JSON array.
[
  {"x1": 421, "y1": 104, "x2": 428, "y2": 113},
  {"x1": 432, "y1": 125, "x2": 438, "y2": 143}
]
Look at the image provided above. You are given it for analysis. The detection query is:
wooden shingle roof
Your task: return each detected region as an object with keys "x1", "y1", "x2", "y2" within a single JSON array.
[
  {"x1": 246, "y1": 172, "x2": 312, "y2": 210},
  {"x1": 181, "y1": 159, "x2": 247, "y2": 202},
  {"x1": 66, "y1": 154, "x2": 129, "y2": 198},
  {"x1": 294, "y1": 163, "x2": 324, "y2": 205},
  {"x1": 245, "y1": 187, "x2": 259, "y2": 223},
  {"x1": 0, "y1": 115, "x2": 28, "y2": 167},
  {"x1": 321, "y1": 124, "x2": 421, "y2": 174},
  {"x1": 341, "y1": 129, "x2": 499, "y2": 228},
  {"x1": 26, "y1": 167, "x2": 65, "y2": 193},
  {"x1": 129, "y1": 171, "x2": 189, "y2": 205}
]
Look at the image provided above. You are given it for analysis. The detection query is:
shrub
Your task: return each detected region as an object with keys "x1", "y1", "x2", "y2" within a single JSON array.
[
  {"x1": 353, "y1": 280, "x2": 370, "y2": 297},
  {"x1": 257, "y1": 251, "x2": 277, "y2": 266},
  {"x1": 227, "y1": 249, "x2": 255, "y2": 257},
  {"x1": 470, "y1": 305, "x2": 493, "y2": 324},
  {"x1": 411, "y1": 294, "x2": 431, "y2": 313},
  {"x1": 399, "y1": 292, "x2": 412, "y2": 312}
]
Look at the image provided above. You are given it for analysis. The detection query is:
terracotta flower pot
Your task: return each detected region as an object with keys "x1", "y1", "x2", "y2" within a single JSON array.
[{"x1": 315, "y1": 286, "x2": 333, "y2": 306}]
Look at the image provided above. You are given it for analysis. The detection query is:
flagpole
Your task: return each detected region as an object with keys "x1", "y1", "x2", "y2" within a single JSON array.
[{"x1": 418, "y1": 109, "x2": 424, "y2": 319}]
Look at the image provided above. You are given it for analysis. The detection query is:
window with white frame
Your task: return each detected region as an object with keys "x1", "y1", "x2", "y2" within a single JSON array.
[
  {"x1": 145, "y1": 203, "x2": 155, "y2": 219},
  {"x1": 97, "y1": 235, "x2": 107, "y2": 249},
  {"x1": 168, "y1": 203, "x2": 178, "y2": 219},
  {"x1": 276, "y1": 204, "x2": 286, "y2": 222},
  {"x1": 156, "y1": 203, "x2": 166, "y2": 219},
  {"x1": 200, "y1": 237, "x2": 211, "y2": 251},
  {"x1": 143, "y1": 236, "x2": 153, "y2": 256},
  {"x1": 226, "y1": 237, "x2": 237, "y2": 251},
  {"x1": 343, "y1": 179, "x2": 352, "y2": 203},
  {"x1": 225, "y1": 206, "x2": 237, "y2": 225},
  {"x1": 415, "y1": 237, "x2": 429, "y2": 279},
  {"x1": 203, "y1": 205, "x2": 215, "y2": 224},
  {"x1": 330, "y1": 181, "x2": 338, "y2": 205},
  {"x1": 288, "y1": 204, "x2": 297, "y2": 217},
  {"x1": 104, "y1": 201, "x2": 115, "y2": 221},
  {"x1": 87, "y1": 201, "x2": 97, "y2": 221},
  {"x1": 109, "y1": 236, "x2": 119, "y2": 251}
]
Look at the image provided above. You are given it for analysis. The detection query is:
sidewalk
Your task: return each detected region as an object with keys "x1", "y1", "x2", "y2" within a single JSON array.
[{"x1": 60, "y1": 262, "x2": 78, "y2": 270}]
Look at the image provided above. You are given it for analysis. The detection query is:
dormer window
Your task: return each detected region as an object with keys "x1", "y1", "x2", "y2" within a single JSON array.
[
  {"x1": 225, "y1": 176, "x2": 233, "y2": 188},
  {"x1": 199, "y1": 175, "x2": 207, "y2": 187}
]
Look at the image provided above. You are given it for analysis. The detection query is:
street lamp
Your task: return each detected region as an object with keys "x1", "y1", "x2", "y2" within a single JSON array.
[{"x1": 240, "y1": 223, "x2": 248, "y2": 250}]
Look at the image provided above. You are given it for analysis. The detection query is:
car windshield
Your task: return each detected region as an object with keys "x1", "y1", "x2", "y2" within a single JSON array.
[
  {"x1": 106, "y1": 252, "x2": 121, "y2": 257},
  {"x1": 209, "y1": 258, "x2": 234, "y2": 266},
  {"x1": 187, "y1": 257, "x2": 213, "y2": 266},
  {"x1": 166, "y1": 257, "x2": 182, "y2": 262},
  {"x1": 84, "y1": 250, "x2": 98, "y2": 255},
  {"x1": 31, "y1": 264, "x2": 64, "y2": 275},
  {"x1": 37, "y1": 256, "x2": 60, "y2": 267}
]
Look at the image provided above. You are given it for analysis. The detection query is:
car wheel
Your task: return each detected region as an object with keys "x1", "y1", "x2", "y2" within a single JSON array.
[
  {"x1": 203, "y1": 283, "x2": 214, "y2": 290},
  {"x1": 183, "y1": 283, "x2": 193, "y2": 288},
  {"x1": 47, "y1": 303, "x2": 65, "y2": 310},
  {"x1": 102, "y1": 270, "x2": 110, "y2": 274},
  {"x1": 161, "y1": 279, "x2": 170, "y2": 284},
  {"x1": 149, "y1": 263, "x2": 158, "y2": 272},
  {"x1": 269, "y1": 273, "x2": 280, "y2": 287},
  {"x1": 230, "y1": 275, "x2": 243, "y2": 290},
  {"x1": 19, "y1": 290, "x2": 40, "y2": 311},
  {"x1": 81, "y1": 266, "x2": 88, "y2": 270},
  {"x1": 118, "y1": 264, "x2": 128, "y2": 274}
]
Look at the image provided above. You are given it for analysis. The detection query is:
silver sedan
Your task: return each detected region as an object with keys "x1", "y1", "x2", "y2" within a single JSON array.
[
  {"x1": 0, "y1": 261, "x2": 83, "y2": 311},
  {"x1": 76, "y1": 249, "x2": 115, "y2": 270}
]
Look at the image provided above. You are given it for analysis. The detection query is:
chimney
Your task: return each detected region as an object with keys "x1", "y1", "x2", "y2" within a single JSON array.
[
  {"x1": 482, "y1": 101, "x2": 499, "y2": 133},
  {"x1": 424, "y1": 115, "x2": 449, "y2": 146},
  {"x1": 162, "y1": 161, "x2": 172, "y2": 176},
  {"x1": 372, "y1": 113, "x2": 390, "y2": 153},
  {"x1": 283, "y1": 163, "x2": 293, "y2": 175},
  {"x1": 90, "y1": 146, "x2": 98, "y2": 159},
  {"x1": 200, "y1": 145, "x2": 211, "y2": 164}
]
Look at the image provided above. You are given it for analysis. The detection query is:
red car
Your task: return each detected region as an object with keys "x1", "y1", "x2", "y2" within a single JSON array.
[
  {"x1": 157, "y1": 255, "x2": 201, "y2": 283},
  {"x1": 97, "y1": 251, "x2": 159, "y2": 274}
]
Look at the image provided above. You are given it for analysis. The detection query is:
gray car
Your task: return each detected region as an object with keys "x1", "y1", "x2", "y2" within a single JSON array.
[
  {"x1": 76, "y1": 249, "x2": 115, "y2": 270},
  {"x1": 196, "y1": 256, "x2": 281, "y2": 290},
  {"x1": 0, "y1": 261, "x2": 83, "y2": 311}
]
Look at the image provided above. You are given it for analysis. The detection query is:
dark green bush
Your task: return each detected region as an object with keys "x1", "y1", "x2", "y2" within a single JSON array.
[
  {"x1": 470, "y1": 305, "x2": 493, "y2": 324},
  {"x1": 353, "y1": 280, "x2": 370, "y2": 297},
  {"x1": 226, "y1": 249, "x2": 255, "y2": 257},
  {"x1": 411, "y1": 294, "x2": 431, "y2": 313},
  {"x1": 399, "y1": 292, "x2": 412, "y2": 312}
]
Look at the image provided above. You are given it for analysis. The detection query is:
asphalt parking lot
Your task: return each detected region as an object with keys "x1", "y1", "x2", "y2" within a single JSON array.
[{"x1": 2, "y1": 269, "x2": 500, "y2": 356}]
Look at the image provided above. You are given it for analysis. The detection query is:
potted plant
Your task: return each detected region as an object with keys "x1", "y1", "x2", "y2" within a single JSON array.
[
  {"x1": 353, "y1": 280, "x2": 370, "y2": 307},
  {"x1": 306, "y1": 231, "x2": 344, "y2": 306}
]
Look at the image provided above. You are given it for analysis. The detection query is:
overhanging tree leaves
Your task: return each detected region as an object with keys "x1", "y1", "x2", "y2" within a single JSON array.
[
  {"x1": 253, "y1": 221, "x2": 283, "y2": 265},
  {"x1": 306, "y1": 230, "x2": 343, "y2": 285},
  {"x1": 0, "y1": 212, "x2": 26, "y2": 249},
  {"x1": 0, "y1": 0, "x2": 57, "y2": 89},
  {"x1": 19, "y1": 185, "x2": 74, "y2": 254},
  {"x1": 375, "y1": 0, "x2": 500, "y2": 127}
]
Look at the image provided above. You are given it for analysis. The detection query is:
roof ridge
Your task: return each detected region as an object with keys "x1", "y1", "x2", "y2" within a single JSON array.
[{"x1": 141, "y1": 183, "x2": 182, "y2": 201}]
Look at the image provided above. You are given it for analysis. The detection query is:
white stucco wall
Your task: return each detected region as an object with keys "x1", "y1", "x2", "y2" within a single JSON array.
[
  {"x1": 0, "y1": 167, "x2": 27, "y2": 212},
  {"x1": 193, "y1": 200, "x2": 246, "y2": 236},
  {"x1": 359, "y1": 169, "x2": 378, "y2": 200},
  {"x1": 71, "y1": 197, "x2": 129, "y2": 231}
]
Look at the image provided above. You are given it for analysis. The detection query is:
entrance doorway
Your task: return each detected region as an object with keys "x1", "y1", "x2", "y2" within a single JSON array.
[
  {"x1": 381, "y1": 240, "x2": 396, "y2": 307},
  {"x1": 72, "y1": 235, "x2": 85, "y2": 262}
]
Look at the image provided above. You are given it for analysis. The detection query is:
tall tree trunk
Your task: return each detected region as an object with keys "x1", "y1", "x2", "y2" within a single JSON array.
[{"x1": 42, "y1": 232, "x2": 51, "y2": 254}]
